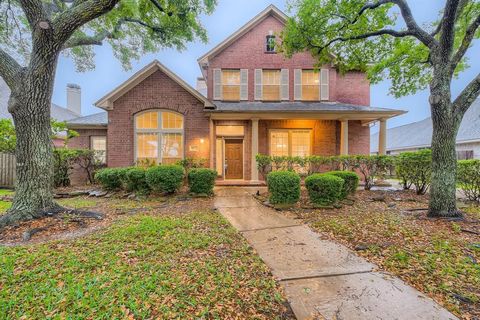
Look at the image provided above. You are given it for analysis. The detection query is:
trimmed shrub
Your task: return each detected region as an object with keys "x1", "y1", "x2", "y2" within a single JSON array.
[
  {"x1": 395, "y1": 150, "x2": 431, "y2": 195},
  {"x1": 188, "y1": 168, "x2": 217, "y2": 195},
  {"x1": 328, "y1": 171, "x2": 359, "y2": 198},
  {"x1": 305, "y1": 174, "x2": 344, "y2": 206},
  {"x1": 267, "y1": 171, "x2": 301, "y2": 205},
  {"x1": 95, "y1": 167, "x2": 124, "y2": 190},
  {"x1": 124, "y1": 167, "x2": 150, "y2": 194},
  {"x1": 457, "y1": 159, "x2": 480, "y2": 202},
  {"x1": 146, "y1": 165, "x2": 184, "y2": 194},
  {"x1": 350, "y1": 155, "x2": 393, "y2": 190}
]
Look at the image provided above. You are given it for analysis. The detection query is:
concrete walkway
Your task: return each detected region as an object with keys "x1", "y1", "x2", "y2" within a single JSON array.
[{"x1": 214, "y1": 187, "x2": 458, "y2": 320}]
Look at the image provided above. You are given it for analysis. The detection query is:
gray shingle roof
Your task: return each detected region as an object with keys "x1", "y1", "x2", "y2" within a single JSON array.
[
  {"x1": 67, "y1": 112, "x2": 107, "y2": 126},
  {"x1": 212, "y1": 101, "x2": 404, "y2": 113},
  {"x1": 371, "y1": 99, "x2": 480, "y2": 152},
  {"x1": 1, "y1": 77, "x2": 79, "y2": 121}
]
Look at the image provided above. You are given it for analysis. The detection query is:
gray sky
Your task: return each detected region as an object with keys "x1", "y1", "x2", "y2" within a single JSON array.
[{"x1": 52, "y1": 0, "x2": 480, "y2": 131}]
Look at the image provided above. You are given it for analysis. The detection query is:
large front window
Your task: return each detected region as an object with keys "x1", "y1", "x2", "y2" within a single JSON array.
[
  {"x1": 270, "y1": 130, "x2": 311, "y2": 157},
  {"x1": 135, "y1": 110, "x2": 184, "y2": 164},
  {"x1": 222, "y1": 69, "x2": 241, "y2": 101},
  {"x1": 262, "y1": 69, "x2": 281, "y2": 101}
]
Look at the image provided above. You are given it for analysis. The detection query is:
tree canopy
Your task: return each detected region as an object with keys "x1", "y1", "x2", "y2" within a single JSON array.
[{"x1": 281, "y1": 0, "x2": 479, "y2": 98}]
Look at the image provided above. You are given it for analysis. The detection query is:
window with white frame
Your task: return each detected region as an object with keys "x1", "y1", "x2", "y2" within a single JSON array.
[
  {"x1": 270, "y1": 130, "x2": 311, "y2": 157},
  {"x1": 135, "y1": 110, "x2": 184, "y2": 164},
  {"x1": 90, "y1": 136, "x2": 107, "y2": 164}
]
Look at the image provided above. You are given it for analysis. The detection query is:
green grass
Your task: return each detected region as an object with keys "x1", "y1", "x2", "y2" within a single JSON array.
[
  {"x1": 0, "y1": 211, "x2": 289, "y2": 319},
  {"x1": 57, "y1": 197, "x2": 98, "y2": 209},
  {"x1": 0, "y1": 200, "x2": 11, "y2": 213},
  {"x1": 0, "y1": 189, "x2": 14, "y2": 196}
]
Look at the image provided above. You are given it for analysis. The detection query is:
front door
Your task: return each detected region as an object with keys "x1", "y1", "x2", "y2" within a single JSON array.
[{"x1": 225, "y1": 139, "x2": 243, "y2": 179}]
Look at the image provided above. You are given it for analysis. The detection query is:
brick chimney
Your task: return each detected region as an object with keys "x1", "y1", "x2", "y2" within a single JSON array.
[
  {"x1": 66, "y1": 83, "x2": 81, "y2": 116},
  {"x1": 196, "y1": 77, "x2": 207, "y2": 97}
]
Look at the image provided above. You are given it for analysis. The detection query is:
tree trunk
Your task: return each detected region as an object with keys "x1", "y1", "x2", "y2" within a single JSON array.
[
  {"x1": 0, "y1": 57, "x2": 61, "y2": 228},
  {"x1": 428, "y1": 93, "x2": 462, "y2": 217}
]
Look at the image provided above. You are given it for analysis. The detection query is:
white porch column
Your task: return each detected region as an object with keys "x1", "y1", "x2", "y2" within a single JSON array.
[
  {"x1": 340, "y1": 120, "x2": 349, "y2": 155},
  {"x1": 379, "y1": 118, "x2": 387, "y2": 155},
  {"x1": 209, "y1": 118, "x2": 214, "y2": 169},
  {"x1": 251, "y1": 118, "x2": 259, "y2": 181}
]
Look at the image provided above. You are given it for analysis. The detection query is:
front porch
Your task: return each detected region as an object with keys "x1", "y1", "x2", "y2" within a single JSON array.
[{"x1": 207, "y1": 103, "x2": 404, "y2": 182}]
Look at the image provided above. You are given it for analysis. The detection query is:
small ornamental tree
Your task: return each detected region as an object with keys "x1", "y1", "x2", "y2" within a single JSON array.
[
  {"x1": 0, "y1": 0, "x2": 216, "y2": 228},
  {"x1": 281, "y1": 0, "x2": 480, "y2": 217}
]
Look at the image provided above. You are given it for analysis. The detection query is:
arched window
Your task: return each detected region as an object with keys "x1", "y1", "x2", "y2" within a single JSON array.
[{"x1": 134, "y1": 110, "x2": 184, "y2": 164}]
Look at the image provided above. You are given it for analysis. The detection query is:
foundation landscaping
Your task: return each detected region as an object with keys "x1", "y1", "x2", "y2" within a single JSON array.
[{"x1": 256, "y1": 151, "x2": 480, "y2": 319}]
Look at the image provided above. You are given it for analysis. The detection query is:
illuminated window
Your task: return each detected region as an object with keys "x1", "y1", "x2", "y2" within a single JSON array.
[
  {"x1": 262, "y1": 69, "x2": 281, "y2": 101},
  {"x1": 302, "y1": 70, "x2": 319, "y2": 101},
  {"x1": 134, "y1": 111, "x2": 184, "y2": 164},
  {"x1": 270, "y1": 131, "x2": 289, "y2": 156},
  {"x1": 222, "y1": 69, "x2": 241, "y2": 101},
  {"x1": 270, "y1": 130, "x2": 311, "y2": 157},
  {"x1": 90, "y1": 136, "x2": 107, "y2": 164}
]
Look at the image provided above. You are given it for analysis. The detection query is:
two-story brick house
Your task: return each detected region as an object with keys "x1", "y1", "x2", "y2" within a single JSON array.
[{"x1": 68, "y1": 5, "x2": 405, "y2": 184}]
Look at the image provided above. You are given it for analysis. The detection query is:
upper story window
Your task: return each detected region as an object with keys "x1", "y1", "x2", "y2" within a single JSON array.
[
  {"x1": 134, "y1": 110, "x2": 184, "y2": 164},
  {"x1": 222, "y1": 69, "x2": 241, "y2": 101},
  {"x1": 262, "y1": 69, "x2": 281, "y2": 101},
  {"x1": 294, "y1": 69, "x2": 329, "y2": 101},
  {"x1": 266, "y1": 35, "x2": 276, "y2": 53},
  {"x1": 301, "y1": 70, "x2": 320, "y2": 101}
]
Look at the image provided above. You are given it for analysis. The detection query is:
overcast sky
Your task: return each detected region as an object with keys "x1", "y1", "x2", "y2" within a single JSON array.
[{"x1": 52, "y1": 0, "x2": 480, "y2": 131}]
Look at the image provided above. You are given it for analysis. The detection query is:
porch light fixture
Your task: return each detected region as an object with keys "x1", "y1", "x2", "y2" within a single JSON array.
[{"x1": 200, "y1": 138, "x2": 205, "y2": 144}]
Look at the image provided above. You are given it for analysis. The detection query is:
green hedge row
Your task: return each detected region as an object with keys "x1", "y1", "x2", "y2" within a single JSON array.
[
  {"x1": 266, "y1": 170, "x2": 359, "y2": 206},
  {"x1": 95, "y1": 165, "x2": 216, "y2": 195}
]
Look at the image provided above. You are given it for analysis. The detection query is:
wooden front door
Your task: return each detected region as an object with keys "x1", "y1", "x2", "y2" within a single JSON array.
[{"x1": 225, "y1": 140, "x2": 243, "y2": 179}]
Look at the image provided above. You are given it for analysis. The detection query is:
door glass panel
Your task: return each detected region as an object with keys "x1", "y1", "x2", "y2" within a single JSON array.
[
  {"x1": 291, "y1": 130, "x2": 311, "y2": 157},
  {"x1": 270, "y1": 131, "x2": 289, "y2": 156}
]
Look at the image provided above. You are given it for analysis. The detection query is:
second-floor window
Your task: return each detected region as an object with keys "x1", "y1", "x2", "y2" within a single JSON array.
[
  {"x1": 222, "y1": 69, "x2": 241, "y2": 101},
  {"x1": 301, "y1": 70, "x2": 320, "y2": 101},
  {"x1": 262, "y1": 69, "x2": 281, "y2": 101}
]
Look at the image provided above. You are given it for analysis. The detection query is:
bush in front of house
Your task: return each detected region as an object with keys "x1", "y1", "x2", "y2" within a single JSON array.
[
  {"x1": 305, "y1": 173, "x2": 344, "y2": 206},
  {"x1": 146, "y1": 165, "x2": 184, "y2": 194},
  {"x1": 328, "y1": 171, "x2": 359, "y2": 198},
  {"x1": 188, "y1": 168, "x2": 217, "y2": 195},
  {"x1": 95, "y1": 167, "x2": 125, "y2": 190},
  {"x1": 124, "y1": 167, "x2": 150, "y2": 194},
  {"x1": 457, "y1": 159, "x2": 480, "y2": 202},
  {"x1": 267, "y1": 170, "x2": 301, "y2": 205},
  {"x1": 395, "y1": 150, "x2": 431, "y2": 195}
]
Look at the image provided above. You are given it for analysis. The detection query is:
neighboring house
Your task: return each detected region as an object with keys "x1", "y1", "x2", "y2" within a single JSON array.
[
  {"x1": 371, "y1": 99, "x2": 480, "y2": 159},
  {"x1": 67, "y1": 5, "x2": 405, "y2": 184}
]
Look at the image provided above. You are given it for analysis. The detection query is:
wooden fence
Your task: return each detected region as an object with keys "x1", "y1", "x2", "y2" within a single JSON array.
[{"x1": 0, "y1": 153, "x2": 16, "y2": 188}]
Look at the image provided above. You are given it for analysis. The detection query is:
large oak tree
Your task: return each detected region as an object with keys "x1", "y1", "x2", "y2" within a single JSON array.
[
  {"x1": 0, "y1": 0, "x2": 215, "y2": 227},
  {"x1": 281, "y1": 0, "x2": 480, "y2": 217}
]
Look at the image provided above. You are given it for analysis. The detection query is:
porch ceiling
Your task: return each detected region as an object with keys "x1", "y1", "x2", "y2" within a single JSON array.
[{"x1": 206, "y1": 101, "x2": 406, "y2": 123}]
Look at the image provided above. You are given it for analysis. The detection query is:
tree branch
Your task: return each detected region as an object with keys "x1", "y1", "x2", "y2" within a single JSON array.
[
  {"x1": 0, "y1": 48, "x2": 22, "y2": 88},
  {"x1": 451, "y1": 13, "x2": 480, "y2": 72},
  {"x1": 453, "y1": 72, "x2": 480, "y2": 116},
  {"x1": 313, "y1": 29, "x2": 414, "y2": 52},
  {"x1": 392, "y1": 0, "x2": 437, "y2": 48},
  {"x1": 439, "y1": 0, "x2": 461, "y2": 59},
  {"x1": 18, "y1": 0, "x2": 47, "y2": 29},
  {"x1": 52, "y1": 0, "x2": 120, "y2": 45}
]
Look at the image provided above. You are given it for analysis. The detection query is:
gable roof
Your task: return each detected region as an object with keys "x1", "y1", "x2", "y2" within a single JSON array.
[
  {"x1": 95, "y1": 60, "x2": 214, "y2": 110},
  {"x1": 371, "y1": 99, "x2": 480, "y2": 152},
  {"x1": 1, "y1": 77, "x2": 79, "y2": 122},
  {"x1": 197, "y1": 4, "x2": 288, "y2": 66}
]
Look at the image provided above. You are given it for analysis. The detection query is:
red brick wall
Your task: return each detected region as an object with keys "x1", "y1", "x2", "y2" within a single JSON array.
[
  {"x1": 108, "y1": 69, "x2": 210, "y2": 167},
  {"x1": 67, "y1": 128, "x2": 107, "y2": 185},
  {"x1": 206, "y1": 15, "x2": 369, "y2": 105}
]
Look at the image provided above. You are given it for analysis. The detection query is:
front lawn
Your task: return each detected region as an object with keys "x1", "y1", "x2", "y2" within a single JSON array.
[
  {"x1": 0, "y1": 209, "x2": 292, "y2": 319},
  {"x1": 295, "y1": 189, "x2": 480, "y2": 319}
]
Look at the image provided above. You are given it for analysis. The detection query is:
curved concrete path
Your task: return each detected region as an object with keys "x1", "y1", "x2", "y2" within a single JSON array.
[{"x1": 214, "y1": 187, "x2": 458, "y2": 320}]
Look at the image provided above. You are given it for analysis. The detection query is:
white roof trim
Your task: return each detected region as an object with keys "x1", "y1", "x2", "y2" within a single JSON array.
[
  {"x1": 197, "y1": 4, "x2": 288, "y2": 65},
  {"x1": 95, "y1": 60, "x2": 214, "y2": 110}
]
